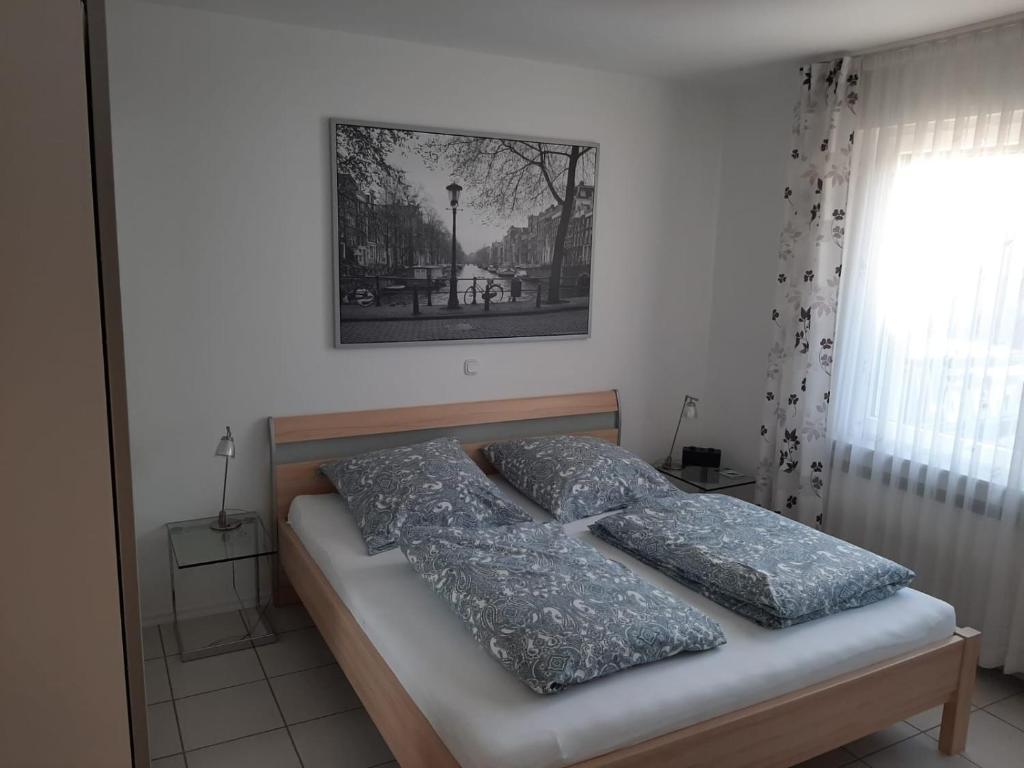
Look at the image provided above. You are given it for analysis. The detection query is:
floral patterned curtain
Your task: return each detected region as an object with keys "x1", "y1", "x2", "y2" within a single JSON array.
[{"x1": 755, "y1": 58, "x2": 861, "y2": 527}]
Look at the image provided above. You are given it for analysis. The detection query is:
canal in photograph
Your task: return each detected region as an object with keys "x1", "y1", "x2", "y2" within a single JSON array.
[
  {"x1": 339, "y1": 262, "x2": 545, "y2": 313},
  {"x1": 449, "y1": 263, "x2": 537, "y2": 306}
]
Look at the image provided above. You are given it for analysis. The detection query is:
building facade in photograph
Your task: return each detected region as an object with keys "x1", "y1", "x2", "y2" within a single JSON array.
[
  {"x1": 337, "y1": 173, "x2": 451, "y2": 273},
  {"x1": 485, "y1": 183, "x2": 595, "y2": 273}
]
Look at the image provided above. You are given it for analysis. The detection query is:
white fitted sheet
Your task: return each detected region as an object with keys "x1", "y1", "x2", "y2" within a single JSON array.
[{"x1": 288, "y1": 480, "x2": 956, "y2": 768}]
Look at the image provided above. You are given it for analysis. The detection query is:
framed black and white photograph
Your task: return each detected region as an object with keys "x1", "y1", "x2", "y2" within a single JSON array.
[{"x1": 331, "y1": 119, "x2": 598, "y2": 346}]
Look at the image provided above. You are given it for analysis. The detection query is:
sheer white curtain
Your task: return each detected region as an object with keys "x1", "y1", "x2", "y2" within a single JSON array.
[{"x1": 827, "y1": 22, "x2": 1024, "y2": 671}]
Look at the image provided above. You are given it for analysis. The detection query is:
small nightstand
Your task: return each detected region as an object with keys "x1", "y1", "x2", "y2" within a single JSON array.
[
  {"x1": 658, "y1": 465, "x2": 756, "y2": 502},
  {"x1": 166, "y1": 511, "x2": 277, "y2": 661}
]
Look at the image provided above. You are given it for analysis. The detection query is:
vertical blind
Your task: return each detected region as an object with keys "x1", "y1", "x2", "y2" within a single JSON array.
[{"x1": 826, "y1": 22, "x2": 1024, "y2": 671}]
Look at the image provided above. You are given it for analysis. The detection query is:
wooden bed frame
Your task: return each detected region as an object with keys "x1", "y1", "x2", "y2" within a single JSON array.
[{"x1": 269, "y1": 390, "x2": 980, "y2": 768}]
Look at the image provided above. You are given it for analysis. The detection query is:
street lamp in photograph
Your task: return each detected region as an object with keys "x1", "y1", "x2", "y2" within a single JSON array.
[{"x1": 445, "y1": 181, "x2": 463, "y2": 309}]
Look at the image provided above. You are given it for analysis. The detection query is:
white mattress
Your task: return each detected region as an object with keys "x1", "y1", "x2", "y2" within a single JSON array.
[{"x1": 288, "y1": 480, "x2": 956, "y2": 768}]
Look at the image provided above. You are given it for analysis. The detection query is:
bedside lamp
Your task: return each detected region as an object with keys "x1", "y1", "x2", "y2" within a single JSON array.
[
  {"x1": 211, "y1": 426, "x2": 241, "y2": 532},
  {"x1": 661, "y1": 395, "x2": 699, "y2": 471}
]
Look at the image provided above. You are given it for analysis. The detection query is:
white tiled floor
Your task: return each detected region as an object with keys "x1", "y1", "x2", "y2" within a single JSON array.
[
  {"x1": 147, "y1": 606, "x2": 394, "y2": 768},
  {"x1": 148, "y1": 610, "x2": 1024, "y2": 768}
]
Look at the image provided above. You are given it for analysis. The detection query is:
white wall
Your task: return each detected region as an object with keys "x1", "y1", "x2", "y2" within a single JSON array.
[
  {"x1": 701, "y1": 65, "x2": 795, "y2": 475},
  {"x1": 107, "y1": 0, "x2": 726, "y2": 621}
]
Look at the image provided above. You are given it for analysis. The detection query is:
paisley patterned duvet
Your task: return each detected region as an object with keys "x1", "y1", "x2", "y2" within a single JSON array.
[
  {"x1": 399, "y1": 521, "x2": 725, "y2": 694},
  {"x1": 589, "y1": 493, "x2": 915, "y2": 629}
]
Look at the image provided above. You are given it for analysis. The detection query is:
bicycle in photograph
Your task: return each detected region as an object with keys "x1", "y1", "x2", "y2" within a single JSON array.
[
  {"x1": 463, "y1": 279, "x2": 505, "y2": 306},
  {"x1": 339, "y1": 276, "x2": 380, "y2": 308}
]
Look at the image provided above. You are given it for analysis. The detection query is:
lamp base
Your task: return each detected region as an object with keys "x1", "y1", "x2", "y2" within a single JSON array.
[
  {"x1": 661, "y1": 456, "x2": 680, "y2": 471},
  {"x1": 210, "y1": 513, "x2": 242, "y2": 532}
]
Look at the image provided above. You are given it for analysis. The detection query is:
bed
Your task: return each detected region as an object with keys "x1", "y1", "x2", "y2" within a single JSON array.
[{"x1": 268, "y1": 390, "x2": 980, "y2": 768}]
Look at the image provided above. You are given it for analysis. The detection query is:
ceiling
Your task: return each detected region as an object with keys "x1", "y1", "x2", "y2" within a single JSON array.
[{"x1": 148, "y1": 0, "x2": 1024, "y2": 78}]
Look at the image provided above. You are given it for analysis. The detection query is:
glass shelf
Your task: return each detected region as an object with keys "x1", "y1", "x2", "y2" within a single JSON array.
[
  {"x1": 168, "y1": 512, "x2": 276, "y2": 569},
  {"x1": 658, "y1": 465, "x2": 755, "y2": 492}
]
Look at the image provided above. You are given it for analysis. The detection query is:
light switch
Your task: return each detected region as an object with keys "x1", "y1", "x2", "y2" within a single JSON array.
[{"x1": 464, "y1": 359, "x2": 479, "y2": 376}]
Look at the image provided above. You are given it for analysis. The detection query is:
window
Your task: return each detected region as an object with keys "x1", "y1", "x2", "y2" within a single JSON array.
[{"x1": 832, "y1": 112, "x2": 1024, "y2": 487}]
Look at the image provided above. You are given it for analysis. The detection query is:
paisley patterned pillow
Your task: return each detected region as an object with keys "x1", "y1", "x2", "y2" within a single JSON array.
[
  {"x1": 400, "y1": 521, "x2": 725, "y2": 694},
  {"x1": 590, "y1": 494, "x2": 916, "y2": 628},
  {"x1": 483, "y1": 435, "x2": 674, "y2": 521},
  {"x1": 320, "y1": 437, "x2": 532, "y2": 555}
]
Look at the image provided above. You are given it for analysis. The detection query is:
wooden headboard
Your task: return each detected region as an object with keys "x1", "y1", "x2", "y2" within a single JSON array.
[{"x1": 268, "y1": 390, "x2": 620, "y2": 525}]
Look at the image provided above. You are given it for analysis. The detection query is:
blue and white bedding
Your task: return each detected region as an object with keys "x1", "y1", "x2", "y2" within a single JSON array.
[
  {"x1": 589, "y1": 493, "x2": 915, "y2": 628},
  {"x1": 484, "y1": 435, "x2": 674, "y2": 521},
  {"x1": 289, "y1": 482, "x2": 956, "y2": 768},
  {"x1": 320, "y1": 437, "x2": 532, "y2": 555},
  {"x1": 399, "y1": 521, "x2": 725, "y2": 694}
]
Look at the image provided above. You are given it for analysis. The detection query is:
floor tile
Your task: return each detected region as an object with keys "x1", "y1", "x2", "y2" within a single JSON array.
[
  {"x1": 143, "y1": 624, "x2": 164, "y2": 660},
  {"x1": 175, "y1": 680, "x2": 283, "y2": 751},
  {"x1": 270, "y1": 665, "x2": 361, "y2": 724},
  {"x1": 845, "y1": 721, "x2": 918, "y2": 757},
  {"x1": 792, "y1": 747, "x2": 860, "y2": 766},
  {"x1": 906, "y1": 705, "x2": 946, "y2": 732},
  {"x1": 256, "y1": 626, "x2": 334, "y2": 677},
  {"x1": 971, "y1": 667, "x2": 1024, "y2": 708},
  {"x1": 159, "y1": 623, "x2": 177, "y2": 655},
  {"x1": 289, "y1": 708, "x2": 392, "y2": 768},
  {"x1": 927, "y1": 710, "x2": 1024, "y2": 768},
  {"x1": 147, "y1": 701, "x2": 181, "y2": 759},
  {"x1": 185, "y1": 728, "x2": 301, "y2": 768},
  {"x1": 238, "y1": 607, "x2": 274, "y2": 640},
  {"x1": 145, "y1": 658, "x2": 171, "y2": 704},
  {"x1": 862, "y1": 733, "x2": 975, "y2": 767},
  {"x1": 160, "y1": 611, "x2": 248, "y2": 657},
  {"x1": 166, "y1": 648, "x2": 264, "y2": 698},
  {"x1": 986, "y1": 691, "x2": 1024, "y2": 731},
  {"x1": 151, "y1": 755, "x2": 185, "y2": 768}
]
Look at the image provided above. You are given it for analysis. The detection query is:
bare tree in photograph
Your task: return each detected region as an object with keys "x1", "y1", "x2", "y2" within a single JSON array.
[{"x1": 424, "y1": 137, "x2": 595, "y2": 303}]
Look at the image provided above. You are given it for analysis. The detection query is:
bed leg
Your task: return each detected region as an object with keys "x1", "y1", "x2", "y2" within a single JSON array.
[
  {"x1": 273, "y1": 537, "x2": 301, "y2": 606},
  {"x1": 273, "y1": 570, "x2": 300, "y2": 606},
  {"x1": 273, "y1": 587, "x2": 299, "y2": 606},
  {"x1": 938, "y1": 627, "x2": 981, "y2": 755}
]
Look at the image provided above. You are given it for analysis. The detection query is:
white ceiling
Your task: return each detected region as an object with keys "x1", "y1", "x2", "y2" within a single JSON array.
[{"x1": 148, "y1": 0, "x2": 1024, "y2": 78}]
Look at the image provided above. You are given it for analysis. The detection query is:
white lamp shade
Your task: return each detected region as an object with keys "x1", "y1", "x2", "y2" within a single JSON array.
[
  {"x1": 214, "y1": 427, "x2": 235, "y2": 458},
  {"x1": 682, "y1": 396, "x2": 699, "y2": 420}
]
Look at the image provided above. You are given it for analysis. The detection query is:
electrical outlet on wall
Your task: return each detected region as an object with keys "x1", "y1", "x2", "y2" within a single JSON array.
[{"x1": 464, "y1": 359, "x2": 479, "y2": 376}]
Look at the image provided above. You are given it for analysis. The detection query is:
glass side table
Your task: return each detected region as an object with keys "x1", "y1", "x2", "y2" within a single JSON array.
[
  {"x1": 658, "y1": 465, "x2": 756, "y2": 495},
  {"x1": 167, "y1": 512, "x2": 277, "y2": 661}
]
